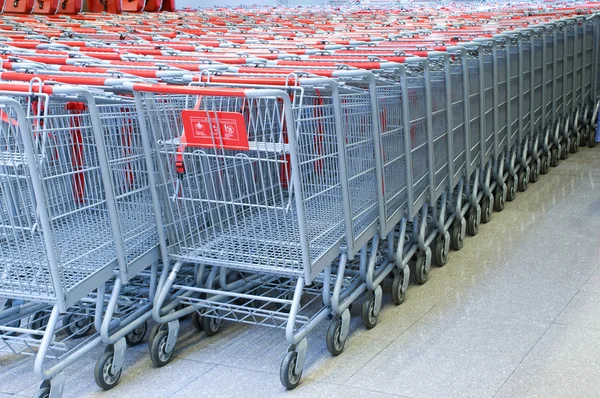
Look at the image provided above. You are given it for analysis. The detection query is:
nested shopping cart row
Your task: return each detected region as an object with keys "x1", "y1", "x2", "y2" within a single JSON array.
[{"x1": 0, "y1": 4, "x2": 599, "y2": 397}]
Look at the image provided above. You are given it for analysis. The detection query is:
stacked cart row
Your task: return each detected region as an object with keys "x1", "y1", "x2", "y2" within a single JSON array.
[{"x1": 0, "y1": 3, "x2": 599, "y2": 397}]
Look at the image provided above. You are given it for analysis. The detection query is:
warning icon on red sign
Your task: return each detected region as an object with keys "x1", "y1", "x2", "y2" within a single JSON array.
[{"x1": 181, "y1": 110, "x2": 249, "y2": 150}]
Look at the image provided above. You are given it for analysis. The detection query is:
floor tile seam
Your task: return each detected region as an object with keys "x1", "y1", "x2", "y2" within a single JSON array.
[
  {"x1": 333, "y1": 383, "x2": 412, "y2": 398},
  {"x1": 342, "y1": 274, "x2": 474, "y2": 384},
  {"x1": 550, "y1": 266, "x2": 600, "y2": 323},
  {"x1": 164, "y1": 362, "x2": 217, "y2": 398},
  {"x1": 490, "y1": 320, "x2": 554, "y2": 398}
]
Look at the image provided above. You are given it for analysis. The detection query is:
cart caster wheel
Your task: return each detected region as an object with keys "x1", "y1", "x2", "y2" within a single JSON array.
[
  {"x1": 191, "y1": 312, "x2": 203, "y2": 331},
  {"x1": 31, "y1": 311, "x2": 49, "y2": 340},
  {"x1": 481, "y1": 194, "x2": 492, "y2": 224},
  {"x1": 506, "y1": 177, "x2": 516, "y2": 202},
  {"x1": 149, "y1": 328, "x2": 175, "y2": 367},
  {"x1": 94, "y1": 350, "x2": 122, "y2": 390},
  {"x1": 529, "y1": 160, "x2": 540, "y2": 183},
  {"x1": 570, "y1": 135, "x2": 579, "y2": 153},
  {"x1": 35, "y1": 386, "x2": 50, "y2": 398},
  {"x1": 540, "y1": 155, "x2": 549, "y2": 175},
  {"x1": 432, "y1": 233, "x2": 448, "y2": 266},
  {"x1": 201, "y1": 315, "x2": 222, "y2": 337},
  {"x1": 125, "y1": 322, "x2": 147, "y2": 346},
  {"x1": 414, "y1": 252, "x2": 429, "y2": 285},
  {"x1": 580, "y1": 128, "x2": 588, "y2": 147},
  {"x1": 361, "y1": 292, "x2": 379, "y2": 329},
  {"x1": 391, "y1": 269, "x2": 407, "y2": 305},
  {"x1": 517, "y1": 169, "x2": 528, "y2": 192},
  {"x1": 493, "y1": 185, "x2": 505, "y2": 212},
  {"x1": 589, "y1": 129, "x2": 597, "y2": 148},
  {"x1": 280, "y1": 351, "x2": 302, "y2": 390},
  {"x1": 326, "y1": 316, "x2": 347, "y2": 356},
  {"x1": 466, "y1": 206, "x2": 480, "y2": 236},
  {"x1": 64, "y1": 311, "x2": 93, "y2": 338},
  {"x1": 550, "y1": 147, "x2": 559, "y2": 167},
  {"x1": 450, "y1": 219, "x2": 464, "y2": 251},
  {"x1": 560, "y1": 142, "x2": 568, "y2": 160}
]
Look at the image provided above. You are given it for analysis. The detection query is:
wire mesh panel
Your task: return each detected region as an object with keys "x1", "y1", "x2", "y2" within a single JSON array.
[
  {"x1": 466, "y1": 52, "x2": 482, "y2": 175},
  {"x1": 574, "y1": 19, "x2": 584, "y2": 109},
  {"x1": 376, "y1": 80, "x2": 407, "y2": 236},
  {"x1": 532, "y1": 29, "x2": 544, "y2": 143},
  {"x1": 482, "y1": 44, "x2": 495, "y2": 163},
  {"x1": 496, "y1": 40, "x2": 509, "y2": 158},
  {"x1": 555, "y1": 24, "x2": 566, "y2": 120},
  {"x1": 132, "y1": 87, "x2": 347, "y2": 279},
  {"x1": 449, "y1": 55, "x2": 467, "y2": 186},
  {"x1": 429, "y1": 62, "x2": 449, "y2": 197},
  {"x1": 0, "y1": 95, "x2": 116, "y2": 307},
  {"x1": 544, "y1": 26, "x2": 555, "y2": 128},
  {"x1": 508, "y1": 37, "x2": 521, "y2": 149},
  {"x1": 405, "y1": 69, "x2": 430, "y2": 214},
  {"x1": 582, "y1": 18, "x2": 595, "y2": 104},
  {"x1": 565, "y1": 22, "x2": 575, "y2": 115},
  {"x1": 521, "y1": 34, "x2": 533, "y2": 143}
]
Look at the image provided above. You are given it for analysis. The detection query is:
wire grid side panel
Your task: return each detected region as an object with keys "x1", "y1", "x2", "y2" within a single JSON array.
[
  {"x1": 574, "y1": 23, "x2": 584, "y2": 107},
  {"x1": 96, "y1": 103, "x2": 158, "y2": 269},
  {"x1": 450, "y1": 62, "x2": 466, "y2": 181},
  {"x1": 376, "y1": 83, "x2": 407, "y2": 226},
  {"x1": 496, "y1": 46, "x2": 509, "y2": 154},
  {"x1": 0, "y1": 103, "x2": 55, "y2": 301},
  {"x1": 565, "y1": 27, "x2": 575, "y2": 113},
  {"x1": 37, "y1": 103, "x2": 117, "y2": 298},
  {"x1": 143, "y1": 92, "x2": 344, "y2": 275},
  {"x1": 555, "y1": 29, "x2": 565, "y2": 118},
  {"x1": 533, "y1": 34, "x2": 544, "y2": 132},
  {"x1": 482, "y1": 52, "x2": 495, "y2": 161},
  {"x1": 596, "y1": 17, "x2": 600, "y2": 99},
  {"x1": 407, "y1": 75, "x2": 429, "y2": 208},
  {"x1": 583, "y1": 20, "x2": 594, "y2": 102},
  {"x1": 509, "y1": 43, "x2": 521, "y2": 147},
  {"x1": 521, "y1": 38, "x2": 532, "y2": 138},
  {"x1": 339, "y1": 88, "x2": 379, "y2": 245},
  {"x1": 467, "y1": 57, "x2": 481, "y2": 171},
  {"x1": 544, "y1": 32, "x2": 555, "y2": 125},
  {"x1": 430, "y1": 69, "x2": 449, "y2": 194}
]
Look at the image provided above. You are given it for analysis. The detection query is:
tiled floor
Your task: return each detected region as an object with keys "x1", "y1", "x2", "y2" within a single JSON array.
[{"x1": 2, "y1": 145, "x2": 599, "y2": 398}]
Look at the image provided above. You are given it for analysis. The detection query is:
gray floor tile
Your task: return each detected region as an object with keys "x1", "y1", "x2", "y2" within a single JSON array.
[
  {"x1": 494, "y1": 365, "x2": 600, "y2": 398},
  {"x1": 555, "y1": 289, "x2": 600, "y2": 330},
  {"x1": 169, "y1": 365, "x2": 339, "y2": 398},
  {"x1": 331, "y1": 385, "x2": 406, "y2": 398}
]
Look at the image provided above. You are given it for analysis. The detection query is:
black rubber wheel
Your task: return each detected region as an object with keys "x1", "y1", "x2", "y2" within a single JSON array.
[
  {"x1": 506, "y1": 177, "x2": 516, "y2": 202},
  {"x1": 31, "y1": 311, "x2": 49, "y2": 340},
  {"x1": 589, "y1": 128, "x2": 597, "y2": 148},
  {"x1": 550, "y1": 147, "x2": 559, "y2": 167},
  {"x1": 125, "y1": 322, "x2": 147, "y2": 346},
  {"x1": 64, "y1": 311, "x2": 93, "y2": 338},
  {"x1": 517, "y1": 169, "x2": 528, "y2": 192},
  {"x1": 432, "y1": 234, "x2": 448, "y2": 266},
  {"x1": 361, "y1": 293, "x2": 379, "y2": 329},
  {"x1": 580, "y1": 128, "x2": 588, "y2": 147},
  {"x1": 540, "y1": 155, "x2": 549, "y2": 175},
  {"x1": 466, "y1": 207, "x2": 479, "y2": 236},
  {"x1": 280, "y1": 351, "x2": 302, "y2": 390},
  {"x1": 570, "y1": 134, "x2": 579, "y2": 153},
  {"x1": 0, "y1": 299, "x2": 20, "y2": 335},
  {"x1": 560, "y1": 142, "x2": 569, "y2": 160},
  {"x1": 391, "y1": 271, "x2": 406, "y2": 305},
  {"x1": 494, "y1": 186, "x2": 505, "y2": 212},
  {"x1": 414, "y1": 253, "x2": 429, "y2": 285},
  {"x1": 149, "y1": 329, "x2": 175, "y2": 367},
  {"x1": 34, "y1": 387, "x2": 50, "y2": 398},
  {"x1": 326, "y1": 317, "x2": 346, "y2": 356},
  {"x1": 201, "y1": 315, "x2": 222, "y2": 337},
  {"x1": 94, "y1": 351, "x2": 122, "y2": 390},
  {"x1": 191, "y1": 312, "x2": 203, "y2": 331},
  {"x1": 529, "y1": 161, "x2": 539, "y2": 183},
  {"x1": 481, "y1": 195, "x2": 492, "y2": 224},
  {"x1": 450, "y1": 220, "x2": 464, "y2": 251}
]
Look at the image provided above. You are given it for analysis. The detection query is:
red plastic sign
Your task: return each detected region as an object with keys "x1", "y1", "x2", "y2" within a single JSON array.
[{"x1": 181, "y1": 110, "x2": 249, "y2": 151}]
